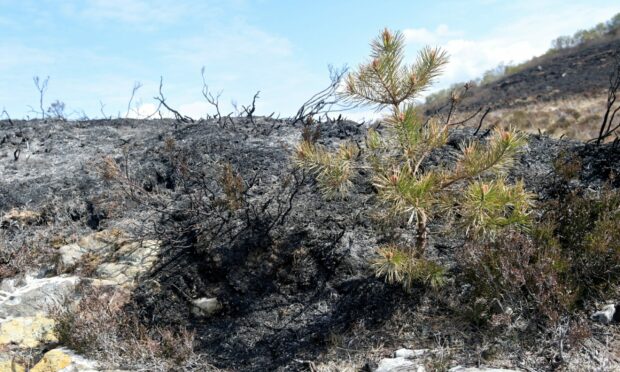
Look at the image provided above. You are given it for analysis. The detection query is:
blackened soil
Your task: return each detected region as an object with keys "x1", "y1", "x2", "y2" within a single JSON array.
[{"x1": 1, "y1": 117, "x2": 619, "y2": 371}]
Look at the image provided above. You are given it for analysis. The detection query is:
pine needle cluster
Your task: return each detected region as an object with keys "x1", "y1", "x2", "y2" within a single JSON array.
[
  {"x1": 294, "y1": 29, "x2": 532, "y2": 290},
  {"x1": 373, "y1": 245, "x2": 446, "y2": 291}
]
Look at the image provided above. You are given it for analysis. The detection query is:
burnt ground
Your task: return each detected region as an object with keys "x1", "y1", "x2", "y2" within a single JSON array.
[
  {"x1": 425, "y1": 36, "x2": 620, "y2": 114},
  {"x1": 1, "y1": 117, "x2": 620, "y2": 370}
]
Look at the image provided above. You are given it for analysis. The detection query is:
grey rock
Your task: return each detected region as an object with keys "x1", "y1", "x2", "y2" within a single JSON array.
[
  {"x1": 375, "y1": 357, "x2": 425, "y2": 372},
  {"x1": 0, "y1": 275, "x2": 80, "y2": 317},
  {"x1": 394, "y1": 348, "x2": 428, "y2": 359},
  {"x1": 94, "y1": 240, "x2": 160, "y2": 288},
  {"x1": 57, "y1": 230, "x2": 124, "y2": 267},
  {"x1": 58, "y1": 243, "x2": 87, "y2": 267},
  {"x1": 191, "y1": 297, "x2": 221, "y2": 316},
  {"x1": 591, "y1": 304, "x2": 617, "y2": 324},
  {"x1": 449, "y1": 367, "x2": 520, "y2": 372}
]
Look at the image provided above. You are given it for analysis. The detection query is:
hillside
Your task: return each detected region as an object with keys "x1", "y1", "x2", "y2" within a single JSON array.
[
  {"x1": 0, "y1": 117, "x2": 619, "y2": 371},
  {"x1": 424, "y1": 36, "x2": 620, "y2": 140},
  {"x1": 425, "y1": 38, "x2": 620, "y2": 113},
  {"x1": 1, "y1": 20, "x2": 620, "y2": 372},
  {"x1": 428, "y1": 37, "x2": 620, "y2": 112}
]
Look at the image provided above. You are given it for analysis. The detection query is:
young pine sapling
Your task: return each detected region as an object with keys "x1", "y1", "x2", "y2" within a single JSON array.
[{"x1": 295, "y1": 29, "x2": 532, "y2": 290}]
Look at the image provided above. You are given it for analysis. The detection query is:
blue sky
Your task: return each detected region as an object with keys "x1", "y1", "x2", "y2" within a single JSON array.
[{"x1": 1, "y1": 0, "x2": 619, "y2": 120}]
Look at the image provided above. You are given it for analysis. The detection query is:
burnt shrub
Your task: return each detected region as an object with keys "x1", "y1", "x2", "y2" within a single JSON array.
[
  {"x1": 53, "y1": 285, "x2": 198, "y2": 368},
  {"x1": 460, "y1": 182, "x2": 620, "y2": 328},
  {"x1": 549, "y1": 185, "x2": 620, "y2": 298},
  {"x1": 460, "y1": 230, "x2": 573, "y2": 325}
]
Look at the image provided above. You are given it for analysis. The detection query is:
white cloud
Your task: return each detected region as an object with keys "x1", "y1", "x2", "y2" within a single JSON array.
[
  {"x1": 127, "y1": 102, "x2": 163, "y2": 119},
  {"x1": 178, "y1": 101, "x2": 212, "y2": 119},
  {"x1": 403, "y1": 24, "x2": 456, "y2": 44},
  {"x1": 439, "y1": 38, "x2": 539, "y2": 83},
  {"x1": 343, "y1": 109, "x2": 384, "y2": 124},
  {"x1": 128, "y1": 100, "x2": 228, "y2": 120}
]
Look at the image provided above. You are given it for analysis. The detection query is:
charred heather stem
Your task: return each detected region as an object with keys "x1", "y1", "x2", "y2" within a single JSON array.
[
  {"x1": 474, "y1": 107, "x2": 492, "y2": 136},
  {"x1": 596, "y1": 59, "x2": 620, "y2": 144}
]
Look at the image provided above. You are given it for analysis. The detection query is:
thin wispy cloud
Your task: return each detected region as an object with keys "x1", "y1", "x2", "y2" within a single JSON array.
[
  {"x1": 158, "y1": 22, "x2": 293, "y2": 67},
  {"x1": 0, "y1": 44, "x2": 56, "y2": 71},
  {"x1": 61, "y1": 0, "x2": 190, "y2": 25},
  {"x1": 403, "y1": 24, "x2": 460, "y2": 44}
]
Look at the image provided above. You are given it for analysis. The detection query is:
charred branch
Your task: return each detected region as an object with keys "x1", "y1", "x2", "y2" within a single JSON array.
[
  {"x1": 201, "y1": 67, "x2": 223, "y2": 124},
  {"x1": 154, "y1": 76, "x2": 194, "y2": 124},
  {"x1": 596, "y1": 57, "x2": 620, "y2": 144},
  {"x1": 291, "y1": 65, "x2": 357, "y2": 126},
  {"x1": 242, "y1": 91, "x2": 260, "y2": 127}
]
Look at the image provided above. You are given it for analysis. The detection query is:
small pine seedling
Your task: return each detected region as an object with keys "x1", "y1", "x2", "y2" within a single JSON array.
[{"x1": 295, "y1": 28, "x2": 532, "y2": 290}]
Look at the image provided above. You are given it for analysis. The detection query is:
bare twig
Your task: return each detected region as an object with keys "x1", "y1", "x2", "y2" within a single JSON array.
[
  {"x1": 444, "y1": 83, "x2": 472, "y2": 126},
  {"x1": 1, "y1": 109, "x2": 14, "y2": 126},
  {"x1": 47, "y1": 100, "x2": 67, "y2": 121},
  {"x1": 32, "y1": 76, "x2": 49, "y2": 120},
  {"x1": 99, "y1": 101, "x2": 111, "y2": 120},
  {"x1": 70, "y1": 109, "x2": 90, "y2": 121},
  {"x1": 125, "y1": 81, "x2": 143, "y2": 118},
  {"x1": 447, "y1": 107, "x2": 483, "y2": 127},
  {"x1": 291, "y1": 65, "x2": 357, "y2": 125},
  {"x1": 231, "y1": 100, "x2": 239, "y2": 116},
  {"x1": 595, "y1": 57, "x2": 620, "y2": 144},
  {"x1": 142, "y1": 100, "x2": 164, "y2": 119},
  {"x1": 201, "y1": 67, "x2": 223, "y2": 124}
]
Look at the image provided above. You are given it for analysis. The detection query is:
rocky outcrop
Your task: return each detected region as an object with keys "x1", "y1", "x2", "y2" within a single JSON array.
[
  {"x1": 374, "y1": 349, "x2": 429, "y2": 372},
  {"x1": 56, "y1": 230, "x2": 160, "y2": 289},
  {"x1": 0, "y1": 229, "x2": 162, "y2": 370},
  {"x1": 93, "y1": 240, "x2": 160, "y2": 287},
  {"x1": 0, "y1": 275, "x2": 79, "y2": 349}
]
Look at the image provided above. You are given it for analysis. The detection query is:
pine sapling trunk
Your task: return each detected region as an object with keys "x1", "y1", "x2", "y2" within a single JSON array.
[{"x1": 415, "y1": 210, "x2": 428, "y2": 255}]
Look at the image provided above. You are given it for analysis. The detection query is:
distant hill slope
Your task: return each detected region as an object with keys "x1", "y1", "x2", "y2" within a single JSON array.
[{"x1": 425, "y1": 36, "x2": 620, "y2": 114}]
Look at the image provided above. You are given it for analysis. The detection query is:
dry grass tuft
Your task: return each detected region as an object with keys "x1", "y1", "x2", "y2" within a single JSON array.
[
  {"x1": 98, "y1": 156, "x2": 121, "y2": 181},
  {"x1": 52, "y1": 285, "x2": 211, "y2": 370},
  {"x1": 1, "y1": 209, "x2": 42, "y2": 225},
  {"x1": 449, "y1": 94, "x2": 609, "y2": 141},
  {"x1": 309, "y1": 360, "x2": 359, "y2": 372}
]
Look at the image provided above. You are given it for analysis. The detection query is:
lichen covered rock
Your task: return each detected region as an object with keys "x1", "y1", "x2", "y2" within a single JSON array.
[
  {"x1": 0, "y1": 315, "x2": 57, "y2": 347},
  {"x1": 30, "y1": 348, "x2": 99, "y2": 372}
]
